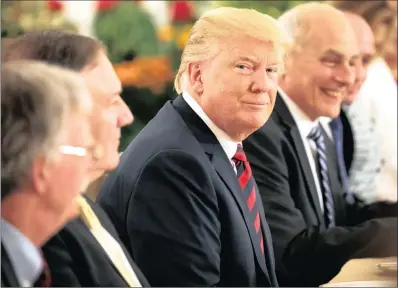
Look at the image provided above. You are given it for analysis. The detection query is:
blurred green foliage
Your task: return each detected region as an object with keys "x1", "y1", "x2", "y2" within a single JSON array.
[{"x1": 94, "y1": 2, "x2": 164, "y2": 64}]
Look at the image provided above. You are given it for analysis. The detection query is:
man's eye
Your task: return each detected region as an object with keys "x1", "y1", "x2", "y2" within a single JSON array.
[
  {"x1": 266, "y1": 68, "x2": 278, "y2": 73},
  {"x1": 349, "y1": 60, "x2": 356, "y2": 67},
  {"x1": 237, "y1": 64, "x2": 248, "y2": 69},
  {"x1": 322, "y1": 59, "x2": 337, "y2": 67},
  {"x1": 110, "y1": 96, "x2": 121, "y2": 106}
]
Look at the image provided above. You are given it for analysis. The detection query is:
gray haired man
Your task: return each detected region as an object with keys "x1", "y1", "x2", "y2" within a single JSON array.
[{"x1": 1, "y1": 60, "x2": 93, "y2": 287}]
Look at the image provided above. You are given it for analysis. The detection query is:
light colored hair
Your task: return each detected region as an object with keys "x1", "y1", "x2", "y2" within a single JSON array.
[
  {"x1": 174, "y1": 6, "x2": 292, "y2": 94},
  {"x1": 1, "y1": 60, "x2": 92, "y2": 198}
]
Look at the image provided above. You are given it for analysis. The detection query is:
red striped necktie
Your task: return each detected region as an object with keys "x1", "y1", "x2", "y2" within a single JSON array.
[{"x1": 232, "y1": 144, "x2": 264, "y2": 254}]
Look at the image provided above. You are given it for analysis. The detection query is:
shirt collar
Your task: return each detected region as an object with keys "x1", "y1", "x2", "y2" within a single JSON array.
[
  {"x1": 278, "y1": 88, "x2": 319, "y2": 138},
  {"x1": 182, "y1": 92, "x2": 239, "y2": 160},
  {"x1": 1, "y1": 218, "x2": 43, "y2": 287}
]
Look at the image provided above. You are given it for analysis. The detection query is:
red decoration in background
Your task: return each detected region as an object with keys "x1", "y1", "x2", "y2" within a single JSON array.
[
  {"x1": 47, "y1": 0, "x2": 63, "y2": 12},
  {"x1": 97, "y1": 0, "x2": 120, "y2": 12},
  {"x1": 169, "y1": 1, "x2": 194, "y2": 23}
]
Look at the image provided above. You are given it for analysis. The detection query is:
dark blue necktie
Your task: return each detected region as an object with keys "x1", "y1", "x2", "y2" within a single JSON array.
[
  {"x1": 308, "y1": 125, "x2": 336, "y2": 228},
  {"x1": 329, "y1": 116, "x2": 355, "y2": 205}
]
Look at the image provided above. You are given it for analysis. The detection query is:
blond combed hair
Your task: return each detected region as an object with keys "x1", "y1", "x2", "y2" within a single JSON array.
[{"x1": 174, "y1": 6, "x2": 292, "y2": 94}]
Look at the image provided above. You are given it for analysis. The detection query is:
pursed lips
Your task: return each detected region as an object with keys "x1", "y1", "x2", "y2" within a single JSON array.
[{"x1": 243, "y1": 102, "x2": 269, "y2": 106}]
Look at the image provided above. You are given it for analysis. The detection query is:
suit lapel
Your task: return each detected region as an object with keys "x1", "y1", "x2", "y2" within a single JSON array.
[
  {"x1": 273, "y1": 95, "x2": 324, "y2": 223},
  {"x1": 81, "y1": 198, "x2": 130, "y2": 285},
  {"x1": 255, "y1": 182, "x2": 276, "y2": 283},
  {"x1": 340, "y1": 109, "x2": 354, "y2": 173},
  {"x1": 77, "y1": 218, "x2": 132, "y2": 286},
  {"x1": 1, "y1": 244, "x2": 21, "y2": 287},
  {"x1": 172, "y1": 96, "x2": 271, "y2": 281}
]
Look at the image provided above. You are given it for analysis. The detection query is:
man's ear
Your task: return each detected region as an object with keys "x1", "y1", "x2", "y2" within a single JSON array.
[
  {"x1": 31, "y1": 156, "x2": 51, "y2": 196},
  {"x1": 187, "y1": 62, "x2": 204, "y2": 95}
]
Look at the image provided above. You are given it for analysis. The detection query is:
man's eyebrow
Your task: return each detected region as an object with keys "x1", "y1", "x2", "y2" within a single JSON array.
[
  {"x1": 323, "y1": 49, "x2": 360, "y2": 61},
  {"x1": 104, "y1": 90, "x2": 122, "y2": 104},
  {"x1": 323, "y1": 49, "x2": 344, "y2": 58},
  {"x1": 236, "y1": 55, "x2": 260, "y2": 63}
]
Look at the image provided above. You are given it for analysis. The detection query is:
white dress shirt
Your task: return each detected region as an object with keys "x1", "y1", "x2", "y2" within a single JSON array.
[
  {"x1": 182, "y1": 92, "x2": 239, "y2": 172},
  {"x1": 279, "y1": 89, "x2": 325, "y2": 212},
  {"x1": 1, "y1": 218, "x2": 43, "y2": 287}
]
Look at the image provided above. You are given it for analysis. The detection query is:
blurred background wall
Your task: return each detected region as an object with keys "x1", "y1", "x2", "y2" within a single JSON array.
[{"x1": 1, "y1": 0, "x2": 307, "y2": 151}]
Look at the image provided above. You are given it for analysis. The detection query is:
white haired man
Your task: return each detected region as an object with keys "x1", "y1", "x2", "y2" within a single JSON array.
[
  {"x1": 97, "y1": 7, "x2": 290, "y2": 286},
  {"x1": 244, "y1": 3, "x2": 398, "y2": 286},
  {"x1": 1, "y1": 60, "x2": 93, "y2": 287}
]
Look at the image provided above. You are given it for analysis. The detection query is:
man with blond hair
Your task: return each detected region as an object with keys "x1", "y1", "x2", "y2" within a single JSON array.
[
  {"x1": 98, "y1": 7, "x2": 290, "y2": 286},
  {"x1": 244, "y1": 2, "x2": 398, "y2": 286},
  {"x1": 1, "y1": 60, "x2": 93, "y2": 287}
]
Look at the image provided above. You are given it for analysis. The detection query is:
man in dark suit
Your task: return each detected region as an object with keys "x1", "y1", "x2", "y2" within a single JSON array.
[
  {"x1": 1, "y1": 61, "x2": 93, "y2": 287},
  {"x1": 42, "y1": 195, "x2": 150, "y2": 287},
  {"x1": 97, "y1": 7, "x2": 291, "y2": 287},
  {"x1": 243, "y1": 3, "x2": 398, "y2": 287},
  {"x1": 326, "y1": 12, "x2": 390, "y2": 204},
  {"x1": 3, "y1": 30, "x2": 148, "y2": 287}
]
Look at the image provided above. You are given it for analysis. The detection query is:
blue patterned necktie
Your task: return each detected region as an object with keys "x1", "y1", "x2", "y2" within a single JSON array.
[
  {"x1": 308, "y1": 125, "x2": 336, "y2": 228},
  {"x1": 329, "y1": 116, "x2": 355, "y2": 205}
]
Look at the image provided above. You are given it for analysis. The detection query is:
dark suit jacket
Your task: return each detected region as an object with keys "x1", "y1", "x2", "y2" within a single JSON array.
[
  {"x1": 340, "y1": 109, "x2": 354, "y2": 174},
  {"x1": 1, "y1": 245, "x2": 20, "y2": 287},
  {"x1": 41, "y1": 195, "x2": 150, "y2": 287},
  {"x1": 243, "y1": 94, "x2": 398, "y2": 286},
  {"x1": 97, "y1": 96, "x2": 278, "y2": 287}
]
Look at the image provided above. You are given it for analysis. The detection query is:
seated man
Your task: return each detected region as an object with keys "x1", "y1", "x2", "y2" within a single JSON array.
[
  {"x1": 332, "y1": 0, "x2": 398, "y2": 203},
  {"x1": 322, "y1": 12, "x2": 380, "y2": 204},
  {"x1": 1, "y1": 60, "x2": 93, "y2": 287},
  {"x1": 3, "y1": 30, "x2": 148, "y2": 287},
  {"x1": 97, "y1": 7, "x2": 291, "y2": 287},
  {"x1": 243, "y1": 3, "x2": 398, "y2": 287}
]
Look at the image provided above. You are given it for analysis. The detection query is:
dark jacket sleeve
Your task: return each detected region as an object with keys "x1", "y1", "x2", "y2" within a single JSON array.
[
  {"x1": 126, "y1": 149, "x2": 221, "y2": 286},
  {"x1": 244, "y1": 123, "x2": 398, "y2": 286},
  {"x1": 346, "y1": 198, "x2": 398, "y2": 225},
  {"x1": 41, "y1": 232, "x2": 82, "y2": 287}
]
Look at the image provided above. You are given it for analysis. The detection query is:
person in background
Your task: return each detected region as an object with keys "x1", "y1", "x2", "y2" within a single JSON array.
[
  {"x1": 332, "y1": 0, "x2": 397, "y2": 203},
  {"x1": 97, "y1": 7, "x2": 291, "y2": 287},
  {"x1": 1, "y1": 60, "x2": 93, "y2": 287},
  {"x1": 321, "y1": 12, "x2": 380, "y2": 206},
  {"x1": 3, "y1": 30, "x2": 149, "y2": 287},
  {"x1": 243, "y1": 3, "x2": 398, "y2": 286}
]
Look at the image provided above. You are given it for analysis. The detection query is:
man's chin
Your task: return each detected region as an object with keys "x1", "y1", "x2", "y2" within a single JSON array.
[{"x1": 106, "y1": 155, "x2": 120, "y2": 172}]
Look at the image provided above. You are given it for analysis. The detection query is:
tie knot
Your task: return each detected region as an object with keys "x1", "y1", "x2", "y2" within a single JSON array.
[
  {"x1": 307, "y1": 125, "x2": 323, "y2": 142},
  {"x1": 329, "y1": 116, "x2": 343, "y2": 132},
  {"x1": 233, "y1": 144, "x2": 247, "y2": 162}
]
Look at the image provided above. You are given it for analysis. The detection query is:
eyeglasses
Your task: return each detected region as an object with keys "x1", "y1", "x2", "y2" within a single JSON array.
[
  {"x1": 59, "y1": 145, "x2": 103, "y2": 160},
  {"x1": 59, "y1": 145, "x2": 88, "y2": 157}
]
